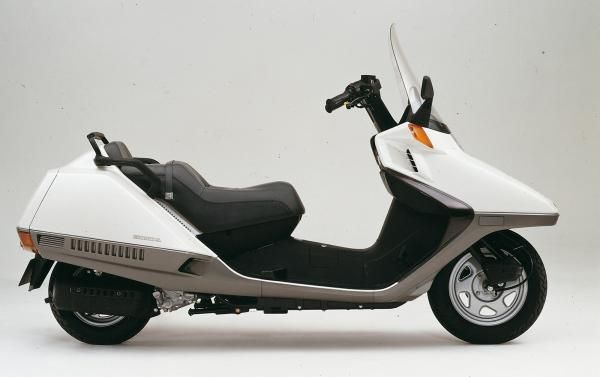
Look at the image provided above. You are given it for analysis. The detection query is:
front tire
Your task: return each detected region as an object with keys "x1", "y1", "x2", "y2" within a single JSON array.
[
  {"x1": 428, "y1": 230, "x2": 547, "y2": 344},
  {"x1": 49, "y1": 263, "x2": 150, "y2": 345}
]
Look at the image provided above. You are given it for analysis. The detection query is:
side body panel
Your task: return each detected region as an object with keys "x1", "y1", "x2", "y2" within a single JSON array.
[
  {"x1": 30, "y1": 152, "x2": 211, "y2": 255},
  {"x1": 17, "y1": 169, "x2": 58, "y2": 230},
  {"x1": 374, "y1": 124, "x2": 559, "y2": 215}
]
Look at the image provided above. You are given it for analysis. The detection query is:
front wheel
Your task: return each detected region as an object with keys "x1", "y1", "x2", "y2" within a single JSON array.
[
  {"x1": 49, "y1": 263, "x2": 150, "y2": 345},
  {"x1": 428, "y1": 230, "x2": 547, "y2": 344}
]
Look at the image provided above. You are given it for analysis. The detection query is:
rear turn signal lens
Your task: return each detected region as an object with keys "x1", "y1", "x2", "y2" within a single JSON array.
[
  {"x1": 408, "y1": 123, "x2": 433, "y2": 148},
  {"x1": 17, "y1": 230, "x2": 37, "y2": 254}
]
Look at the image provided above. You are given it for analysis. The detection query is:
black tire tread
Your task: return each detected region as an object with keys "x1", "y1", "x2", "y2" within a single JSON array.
[
  {"x1": 428, "y1": 230, "x2": 547, "y2": 344},
  {"x1": 48, "y1": 263, "x2": 150, "y2": 345}
]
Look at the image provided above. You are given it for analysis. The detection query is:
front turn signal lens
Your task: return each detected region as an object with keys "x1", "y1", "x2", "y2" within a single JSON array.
[
  {"x1": 408, "y1": 123, "x2": 433, "y2": 148},
  {"x1": 17, "y1": 230, "x2": 37, "y2": 254}
]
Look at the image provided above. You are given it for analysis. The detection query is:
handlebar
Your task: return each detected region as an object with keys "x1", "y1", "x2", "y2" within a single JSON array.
[
  {"x1": 324, "y1": 75, "x2": 382, "y2": 113},
  {"x1": 325, "y1": 91, "x2": 352, "y2": 113}
]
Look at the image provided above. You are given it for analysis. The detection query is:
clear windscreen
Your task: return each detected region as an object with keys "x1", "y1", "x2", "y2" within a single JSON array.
[
  {"x1": 389, "y1": 23, "x2": 445, "y2": 126},
  {"x1": 390, "y1": 23, "x2": 422, "y2": 111}
]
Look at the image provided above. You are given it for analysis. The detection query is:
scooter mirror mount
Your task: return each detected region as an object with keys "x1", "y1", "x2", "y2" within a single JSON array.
[
  {"x1": 420, "y1": 76, "x2": 434, "y2": 101},
  {"x1": 404, "y1": 76, "x2": 434, "y2": 128}
]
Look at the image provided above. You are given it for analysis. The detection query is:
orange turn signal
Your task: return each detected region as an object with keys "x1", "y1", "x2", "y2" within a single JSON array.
[
  {"x1": 408, "y1": 123, "x2": 433, "y2": 148},
  {"x1": 17, "y1": 230, "x2": 37, "y2": 254}
]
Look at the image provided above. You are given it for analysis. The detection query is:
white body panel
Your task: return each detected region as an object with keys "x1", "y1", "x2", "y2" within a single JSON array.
[
  {"x1": 18, "y1": 169, "x2": 59, "y2": 230},
  {"x1": 30, "y1": 152, "x2": 215, "y2": 257},
  {"x1": 374, "y1": 124, "x2": 558, "y2": 215}
]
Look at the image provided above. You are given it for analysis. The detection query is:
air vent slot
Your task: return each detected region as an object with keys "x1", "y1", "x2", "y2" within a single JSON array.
[
  {"x1": 69, "y1": 238, "x2": 144, "y2": 262},
  {"x1": 38, "y1": 234, "x2": 65, "y2": 248},
  {"x1": 406, "y1": 149, "x2": 418, "y2": 172}
]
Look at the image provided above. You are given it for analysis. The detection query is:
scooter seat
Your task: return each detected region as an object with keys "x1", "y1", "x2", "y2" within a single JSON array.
[{"x1": 105, "y1": 141, "x2": 305, "y2": 235}]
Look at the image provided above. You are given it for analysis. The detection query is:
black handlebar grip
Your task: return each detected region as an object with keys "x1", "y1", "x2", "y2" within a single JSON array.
[{"x1": 325, "y1": 91, "x2": 352, "y2": 113}]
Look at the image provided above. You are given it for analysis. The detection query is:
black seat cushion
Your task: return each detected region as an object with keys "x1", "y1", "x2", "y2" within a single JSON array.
[
  {"x1": 121, "y1": 161, "x2": 304, "y2": 233},
  {"x1": 105, "y1": 142, "x2": 305, "y2": 235}
]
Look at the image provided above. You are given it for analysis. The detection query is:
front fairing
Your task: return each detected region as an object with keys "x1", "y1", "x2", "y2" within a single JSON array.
[
  {"x1": 375, "y1": 122, "x2": 558, "y2": 216},
  {"x1": 385, "y1": 24, "x2": 557, "y2": 218}
]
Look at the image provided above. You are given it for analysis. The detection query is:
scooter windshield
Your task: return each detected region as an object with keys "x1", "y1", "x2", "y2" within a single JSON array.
[
  {"x1": 390, "y1": 23, "x2": 447, "y2": 130},
  {"x1": 390, "y1": 23, "x2": 422, "y2": 111}
]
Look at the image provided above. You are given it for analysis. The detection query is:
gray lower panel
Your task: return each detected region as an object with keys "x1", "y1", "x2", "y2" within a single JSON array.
[
  {"x1": 32, "y1": 231, "x2": 261, "y2": 297},
  {"x1": 257, "y1": 212, "x2": 558, "y2": 303},
  {"x1": 30, "y1": 211, "x2": 558, "y2": 304}
]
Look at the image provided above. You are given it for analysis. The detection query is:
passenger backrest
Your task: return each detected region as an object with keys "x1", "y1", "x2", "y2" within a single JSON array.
[{"x1": 104, "y1": 141, "x2": 133, "y2": 159}]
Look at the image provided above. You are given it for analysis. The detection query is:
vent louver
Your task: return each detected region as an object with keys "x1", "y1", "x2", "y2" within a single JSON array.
[
  {"x1": 406, "y1": 149, "x2": 418, "y2": 172},
  {"x1": 38, "y1": 234, "x2": 65, "y2": 248},
  {"x1": 69, "y1": 238, "x2": 145, "y2": 262}
]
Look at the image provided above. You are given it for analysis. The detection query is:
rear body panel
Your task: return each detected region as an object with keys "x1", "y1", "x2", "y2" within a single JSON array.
[
  {"x1": 30, "y1": 152, "x2": 208, "y2": 256},
  {"x1": 17, "y1": 169, "x2": 58, "y2": 230}
]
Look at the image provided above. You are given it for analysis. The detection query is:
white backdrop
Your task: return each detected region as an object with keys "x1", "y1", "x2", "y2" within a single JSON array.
[{"x1": 0, "y1": 1, "x2": 598, "y2": 376}]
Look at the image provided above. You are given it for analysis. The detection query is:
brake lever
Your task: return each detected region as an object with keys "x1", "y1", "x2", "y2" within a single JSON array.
[
  {"x1": 343, "y1": 75, "x2": 381, "y2": 110},
  {"x1": 345, "y1": 94, "x2": 370, "y2": 109}
]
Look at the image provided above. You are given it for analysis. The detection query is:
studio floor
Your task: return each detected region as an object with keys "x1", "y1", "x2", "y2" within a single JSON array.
[{"x1": 0, "y1": 250, "x2": 597, "y2": 377}]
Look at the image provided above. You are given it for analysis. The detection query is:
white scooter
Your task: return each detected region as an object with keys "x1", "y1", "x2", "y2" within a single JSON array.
[{"x1": 16, "y1": 25, "x2": 558, "y2": 345}]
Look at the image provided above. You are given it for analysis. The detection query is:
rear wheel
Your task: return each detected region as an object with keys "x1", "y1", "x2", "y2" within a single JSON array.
[
  {"x1": 428, "y1": 230, "x2": 547, "y2": 344},
  {"x1": 49, "y1": 263, "x2": 150, "y2": 345}
]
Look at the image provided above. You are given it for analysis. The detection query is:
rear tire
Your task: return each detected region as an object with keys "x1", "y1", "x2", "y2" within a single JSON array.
[
  {"x1": 49, "y1": 263, "x2": 150, "y2": 345},
  {"x1": 428, "y1": 230, "x2": 547, "y2": 344}
]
